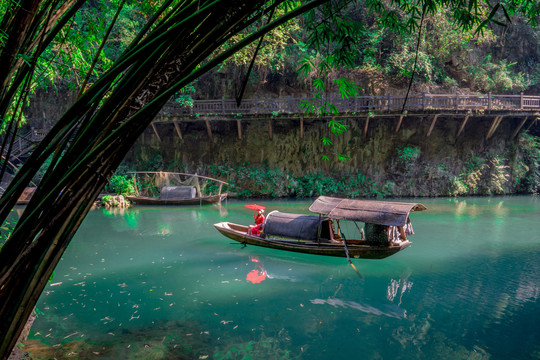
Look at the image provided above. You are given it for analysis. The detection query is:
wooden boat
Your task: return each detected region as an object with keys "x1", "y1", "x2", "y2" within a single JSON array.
[
  {"x1": 126, "y1": 171, "x2": 228, "y2": 206},
  {"x1": 127, "y1": 192, "x2": 226, "y2": 205},
  {"x1": 214, "y1": 196, "x2": 426, "y2": 259}
]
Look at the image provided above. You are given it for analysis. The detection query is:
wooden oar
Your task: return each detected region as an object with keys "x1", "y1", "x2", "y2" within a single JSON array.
[{"x1": 341, "y1": 233, "x2": 362, "y2": 279}]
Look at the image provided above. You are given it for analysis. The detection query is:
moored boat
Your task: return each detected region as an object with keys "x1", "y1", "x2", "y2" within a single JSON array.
[
  {"x1": 127, "y1": 192, "x2": 226, "y2": 205},
  {"x1": 127, "y1": 171, "x2": 228, "y2": 206},
  {"x1": 214, "y1": 196, "x2": 426, "y2": 259}
]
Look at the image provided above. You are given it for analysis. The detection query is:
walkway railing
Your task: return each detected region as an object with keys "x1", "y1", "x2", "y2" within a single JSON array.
[
  {"x1": 2, "y1": 128, "x2": 46, "y2": 161},
  {"x1": 158, "y1": 93, "x2": 540, "y2": 117}
]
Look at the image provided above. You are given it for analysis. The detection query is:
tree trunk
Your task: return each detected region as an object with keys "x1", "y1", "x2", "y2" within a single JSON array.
[{"x1": 0, "y1": 1, "x2": 330, "y2": 357}]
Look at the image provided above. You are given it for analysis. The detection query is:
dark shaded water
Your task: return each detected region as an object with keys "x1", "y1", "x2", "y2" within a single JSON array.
[{"x1": 27, "y1": 196, "x2": 540, "y2": 359}]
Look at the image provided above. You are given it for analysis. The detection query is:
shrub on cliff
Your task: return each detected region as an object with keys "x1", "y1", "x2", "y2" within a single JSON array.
[{"x1": 104, "y1": 175, "x2": 136, "y2": 196}]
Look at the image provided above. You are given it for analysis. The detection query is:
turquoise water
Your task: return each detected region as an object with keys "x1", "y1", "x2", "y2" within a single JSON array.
[{"x1": 28, "y1": 196, "x2": 540, "y2": 359}]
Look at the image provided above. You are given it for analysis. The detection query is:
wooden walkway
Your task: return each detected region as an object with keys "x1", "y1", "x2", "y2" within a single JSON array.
[
  {"x1": 150, "y1": 92, "x2": 539, "y2": 142},
  {"x1": 156, "y1": 93, "x2": 540, "y2": 118}
]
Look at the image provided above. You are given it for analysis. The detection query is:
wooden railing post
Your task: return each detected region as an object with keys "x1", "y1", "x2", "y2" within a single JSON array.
[
  {"x1": 455, "y1": 93, "x2": 459, "y2": 110},
  {"x1": 387, "y1": 94, "x2": 391, "y2": 111},
  {"x1": 422, "y1": 92, "x2": 426, "y2": 110},
  {"x1": 520, "y1": 92, "x2": 524, "y2": 110},
  {"x1": 488, "y1": 92, "x2": 492, "y2": 112},
  {"x1": 287, "y1": 96, "x2": 291, "y2": 113},
  {"x1": 221, "y1": 96, "x2": 225, "y2": 114},
  {"x1": 237, "y1": 119, "x2": 242, "y2": 139}
]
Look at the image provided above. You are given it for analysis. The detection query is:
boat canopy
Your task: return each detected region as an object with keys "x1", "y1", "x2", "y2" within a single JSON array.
[
  {"x1": 263, "y1": 211, "x2": 327, "y2": 241},
  {"x1": 308, "y1": 196, "x2": 427, "y2": 226}
]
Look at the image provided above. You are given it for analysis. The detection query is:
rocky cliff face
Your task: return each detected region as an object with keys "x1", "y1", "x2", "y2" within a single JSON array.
[
  {"x1": 126, "y1": 113, "x2": 539, "y2": 197},
  {"x1": 20, "y1": 87, "x2": 539, "y2": 197}
]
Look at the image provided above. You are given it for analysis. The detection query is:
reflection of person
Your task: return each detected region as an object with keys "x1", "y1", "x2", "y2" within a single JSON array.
[
  {"x1": 247, "y1": 256, "x2": 267, "y2": 283},
  {"x1": 248, "y1": 209, "x2": 265, "y2": 236}
]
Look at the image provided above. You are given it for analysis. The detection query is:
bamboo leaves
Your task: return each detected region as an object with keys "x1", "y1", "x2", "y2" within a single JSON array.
[{"x1": 0, "y1": 2, "x2": 337, "y2": 357}]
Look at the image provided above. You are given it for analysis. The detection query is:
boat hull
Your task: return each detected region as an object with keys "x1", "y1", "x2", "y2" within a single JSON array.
[
  {"x1": 214, "y1": 222, "x2": 411, "y2": 259},
  {"x1": 127, "y1": 193, "x2": 226, "y2": 205}
]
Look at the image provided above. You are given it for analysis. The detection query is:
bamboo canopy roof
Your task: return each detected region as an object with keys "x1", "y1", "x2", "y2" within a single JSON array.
[{"x1": 308, "y1": 196, "x2": 427, "y2": 226}]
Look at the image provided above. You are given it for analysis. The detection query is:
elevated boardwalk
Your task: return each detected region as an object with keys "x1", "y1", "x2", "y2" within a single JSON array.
[
  {"x1": 152, "y1": 93, "x2": 539, "y2": 142},
  {"x1": 156, "y1": 93, "x2": 540, "y2": 119}
]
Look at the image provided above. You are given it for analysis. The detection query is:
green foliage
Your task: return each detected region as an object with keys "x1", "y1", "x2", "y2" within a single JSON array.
[
  {"x1": 468, "y1": 55, "x2": 531, "y2": 92},
  {"x1": 451, "y1": 154, "x2": 487, "y2": 195},
  {"x1": 396, "y1": 145, "x2": 421, "y2": 165},
  {"x1": 487, "y1": 155, "x2": 510, "y2": 194},
  {"x1": 386, "y1": 38, "x2": 437, "y2": 84},
  {"x1": 37, "y1": 1, "x2": 159, "y2": 91},
  {"x1": 450, "y1": 176, "x2": 469, "y2": 196},
  {"x1": 297, "y1": 1, "x2": 364, "y2": 161},
  {"x1": 516, "y1": 132, "x2": 540, "y2": 193},
  {"x1": 208, "y1": 163, "x2": 390, "y2": 199},
  {"x1": 174, "y1": 83, "x2": 196, "y2": 107},
  {"x1": 101, "y1": 195, "x2": 113, "y2": 205},
  {"x1": 104, "y1": 175, "x2": 136, "y2": 196},
  {"x1": 137, "y1": 152, "x2": 166, "y2": 171},
  {"x1": 328, "y1": 118, "x2": 348, "y2": 135}
]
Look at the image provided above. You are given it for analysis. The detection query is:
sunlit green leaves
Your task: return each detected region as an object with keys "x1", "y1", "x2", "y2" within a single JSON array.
[
  {"x1": 338, "y1": 154, "x2": 350, "y2": 162},
  {"x1": 299, "y1": 99, "x2": 317, "y2": 114},
  {"x1": 313, "y1": 78, "x2": 325, "y2": 96},
  {"x1": 328, "y1": 118, "x2": 348, "y2": 135},
  {"x1": 322, "y1": 137, "x2": 333, "y2": 146},
  {"x1": 298, "y1": 57, "x2": 314, "y2": 77},
  {"x1": 334, "y1": 78, "x2": 359, "y2": 99}
]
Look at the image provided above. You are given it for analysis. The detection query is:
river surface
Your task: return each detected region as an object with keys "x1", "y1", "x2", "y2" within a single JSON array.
[{"x1": 26, "y1": 196, "x2": 540, "y2": 359}]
